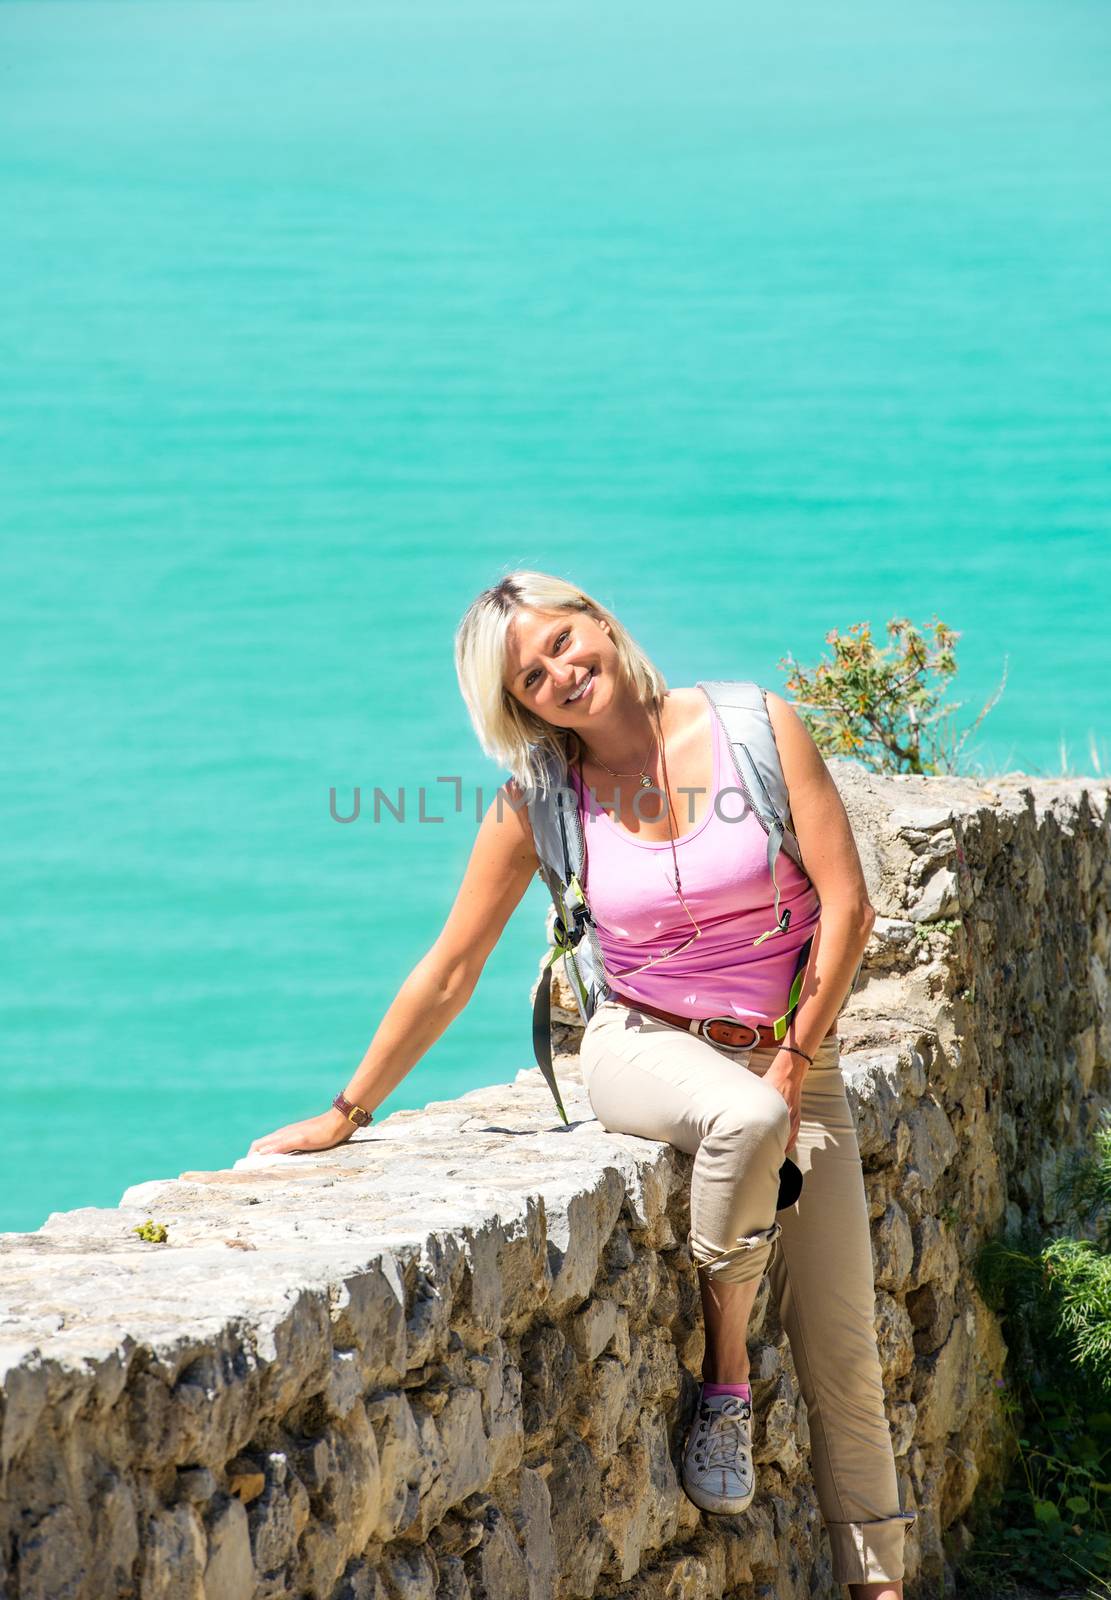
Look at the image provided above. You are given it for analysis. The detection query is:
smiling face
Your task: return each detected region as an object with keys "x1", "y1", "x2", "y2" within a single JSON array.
[{"x1": 503, "y1": 606, "x2": 621, "y2": 729}]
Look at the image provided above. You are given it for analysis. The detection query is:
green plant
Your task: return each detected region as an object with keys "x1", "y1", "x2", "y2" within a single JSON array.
[
  {"x1": 1053, "y1": 1119, "x2": 1111, "y2": 1256},
  {"x1": 133, "y1": 1219, "x2": 169, "y2": 1244},
  {"x1": 913, "y1": 918, "x2": 962, "y2": 943},
  {"x1": 957, "y1": 1116, "x2": 1111, "y2": 1594},
  {"x1": 778, "y1": 617, "x2": 1007, "y2": 776},
  {"x1": 956, "y1": 1377, "x2": 1111, "y2": 1596}
]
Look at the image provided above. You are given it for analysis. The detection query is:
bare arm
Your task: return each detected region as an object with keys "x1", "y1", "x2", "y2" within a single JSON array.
[
  {"x1": 761, "y1": 690, "x2": 876, "y2": 1137},
  {"x1": 249, "y1": 780, "x2": 540, "y2": 1155}
]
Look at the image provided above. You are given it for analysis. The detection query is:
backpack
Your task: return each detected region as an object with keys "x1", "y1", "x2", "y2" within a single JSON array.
[{"x1": 524, "y1": 681, "x2": 851, "y2": 1123}]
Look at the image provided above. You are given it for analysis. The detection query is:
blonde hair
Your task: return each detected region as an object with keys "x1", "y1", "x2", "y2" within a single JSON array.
[{"x1": 454, "y1": 570, "x2": 669, "y2": 795}]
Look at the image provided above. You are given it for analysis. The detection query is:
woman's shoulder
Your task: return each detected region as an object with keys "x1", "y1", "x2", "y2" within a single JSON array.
[
  {"x1": 664, "y1": 685, "x2": 710, "y2": 726},
  {"x1": 760, "y1": 687, "x2": 804, "y2": 737}
]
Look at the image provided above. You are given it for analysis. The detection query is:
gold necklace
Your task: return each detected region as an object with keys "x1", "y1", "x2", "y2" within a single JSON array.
[
  {"x1": 583, "y1": 723, "x2": 657, "y2": 789},
  {"x1": 653, "y1": 698, "x2": 687, "y2": 901},
  {"x1": 574, "y1": 699, "x2": 702, "y2": 978}
]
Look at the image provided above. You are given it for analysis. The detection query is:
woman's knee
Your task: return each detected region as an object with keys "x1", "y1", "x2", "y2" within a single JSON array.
[{"x1": 709, "y1": 1086, "x2": 790, "y2": 1158}]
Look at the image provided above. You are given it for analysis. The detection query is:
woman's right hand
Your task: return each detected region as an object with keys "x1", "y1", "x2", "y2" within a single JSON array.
[{"x1": 248, "y1": 1109, "x2": 358, "y2": 1157}]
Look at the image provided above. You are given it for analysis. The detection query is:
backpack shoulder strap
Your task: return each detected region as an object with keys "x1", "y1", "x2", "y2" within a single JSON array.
[
  {"x1": 698, "y1": 679, "x2": 809, "y2": 950},
  {"x1": 523, "y1": 745, "x2": 601, "y2": 1124},
  {"x1": 697, "y1": 680, "x2": 803, "y2": 865},
  {"x1": 525, "y1": 745, "x2": 580, "y2": 888}
]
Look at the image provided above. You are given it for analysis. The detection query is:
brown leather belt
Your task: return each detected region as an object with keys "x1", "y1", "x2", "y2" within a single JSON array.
[{"x1": 607, "y1": 988, "x2": 836, "y2": 1051}]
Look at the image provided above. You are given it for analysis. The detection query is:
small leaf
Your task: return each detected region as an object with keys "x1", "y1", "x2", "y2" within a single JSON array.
[{"x1": 1034, "y1": 1499, "x2": 1061, "y2": 1524}]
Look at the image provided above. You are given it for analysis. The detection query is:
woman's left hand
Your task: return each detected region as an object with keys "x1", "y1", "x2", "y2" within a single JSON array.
[{"x1": 762, "y1": 1053, "x2": 807, "y2": 1150}]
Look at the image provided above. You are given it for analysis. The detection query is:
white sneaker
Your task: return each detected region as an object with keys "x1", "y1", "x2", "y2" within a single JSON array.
[{"x1": 680, "y1": 1387, "x2": 756, "y2": 1514}]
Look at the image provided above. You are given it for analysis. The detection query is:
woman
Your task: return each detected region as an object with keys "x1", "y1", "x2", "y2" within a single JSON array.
[{"x1": 250, "y1": 571, "x2": 917, "y2": 1599}]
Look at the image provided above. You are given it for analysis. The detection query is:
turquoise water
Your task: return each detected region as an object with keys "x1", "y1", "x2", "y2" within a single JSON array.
[{"x1": 2, "y1": 0, "x2": 1109, "y2": 1232}]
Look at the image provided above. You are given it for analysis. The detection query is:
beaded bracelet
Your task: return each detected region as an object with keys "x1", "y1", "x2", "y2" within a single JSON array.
[{"x1": 778, "y1": 1045, "x2": 814, "y2": 1068}]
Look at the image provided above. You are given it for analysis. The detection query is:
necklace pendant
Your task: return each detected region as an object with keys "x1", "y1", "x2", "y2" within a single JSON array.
[{"x1": 639, "y1": 774, "x2": 652, "y2": 788}]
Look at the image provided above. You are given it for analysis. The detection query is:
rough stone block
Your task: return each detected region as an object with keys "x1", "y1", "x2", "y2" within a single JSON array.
[
  {"x1": 872, "y1": 1202, "x2": 914, "y2": 1289},
  {"x1": 203, "y1": 1496, "x2": 254, "y2": 1600},
  {"x1": 140, "y1": 1505, "x2": 206, "y2": 1600}
]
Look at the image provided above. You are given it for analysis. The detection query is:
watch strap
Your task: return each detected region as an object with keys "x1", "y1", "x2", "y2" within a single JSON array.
[{"x1": 333, "y1": 1091, "x2": 373, "y2": 1128}]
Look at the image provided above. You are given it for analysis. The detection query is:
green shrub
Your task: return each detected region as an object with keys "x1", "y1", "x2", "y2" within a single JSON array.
[
  {"x1": 957, "y1": 1114, "x2": 1111, "y2": 1595},
  {"x1": 778, "y1": 616, "x2": 1006, "y2": 776}
]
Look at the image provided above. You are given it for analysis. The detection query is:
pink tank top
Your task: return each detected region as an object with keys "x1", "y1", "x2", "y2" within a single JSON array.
[{"x1": 569, "y1": 696, "x2": 821, "y2": 1025}]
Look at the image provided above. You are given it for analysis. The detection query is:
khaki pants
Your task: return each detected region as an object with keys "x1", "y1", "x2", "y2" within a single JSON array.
[{"x1": 579, "y1": 998, "x2": 918, "y2": 1585}]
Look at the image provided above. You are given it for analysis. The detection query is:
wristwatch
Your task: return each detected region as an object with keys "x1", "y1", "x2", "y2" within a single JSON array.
[{"x1": 333, "y1": 1091, "x2": 373, "y2": 1128}]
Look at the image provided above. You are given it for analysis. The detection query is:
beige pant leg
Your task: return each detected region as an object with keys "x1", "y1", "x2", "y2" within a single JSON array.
[
  {"x1": 749, "y1": 1035, "x2": 918, "y2": 1584},
  {"x1": 581, "y1": 1005, "x2": 917, "y2": 1582},
  {"x1": 579, "y1": 1000, "x2": 791, "y2": 1284}
]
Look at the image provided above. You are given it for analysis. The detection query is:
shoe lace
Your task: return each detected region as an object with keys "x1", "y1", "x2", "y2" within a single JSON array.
[{"x1": 695, "y1": 1397, "x2": 752, "y2": 1474}]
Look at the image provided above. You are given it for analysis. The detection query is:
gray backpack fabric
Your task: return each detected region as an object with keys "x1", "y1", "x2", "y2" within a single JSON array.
[{"x1": 525, "y1": 681, "x2": 822, "y2": 1123}]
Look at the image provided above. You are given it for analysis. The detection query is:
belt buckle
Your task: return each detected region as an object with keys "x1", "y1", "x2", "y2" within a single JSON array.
[{"x1": 699, "y1": 1017, "x2": 761, "y2": 1049}]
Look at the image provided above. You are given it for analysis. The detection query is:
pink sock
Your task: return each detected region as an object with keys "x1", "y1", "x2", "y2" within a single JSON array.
[{"x1": 702, "y1": 1380, "x2": 751, "y2": 1401}]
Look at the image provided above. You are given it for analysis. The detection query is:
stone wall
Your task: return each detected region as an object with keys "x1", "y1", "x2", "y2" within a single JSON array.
[{"x1": 1, "y1": 770, "x2": 1109, "y2": 1600}]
